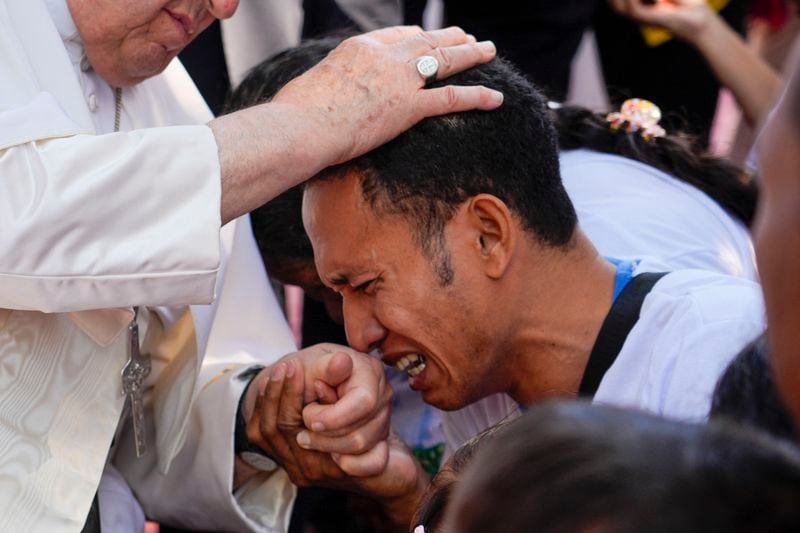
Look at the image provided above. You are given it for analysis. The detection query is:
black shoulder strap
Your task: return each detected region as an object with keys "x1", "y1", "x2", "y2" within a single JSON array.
[{"x1": 578, "y1": 272, "x2": 669, "y2": 398}]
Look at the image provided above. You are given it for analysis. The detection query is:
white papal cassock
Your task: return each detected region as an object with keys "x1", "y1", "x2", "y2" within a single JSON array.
[{"x1": 0, "y1": 0, "x2": 298, "y2": 531}]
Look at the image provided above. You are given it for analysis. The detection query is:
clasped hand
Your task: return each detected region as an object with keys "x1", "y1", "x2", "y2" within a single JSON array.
[{"x1": 241, "y1": 344, "x2": 424, "y2": 509}]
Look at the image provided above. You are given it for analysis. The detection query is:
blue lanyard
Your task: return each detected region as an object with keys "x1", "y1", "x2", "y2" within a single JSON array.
[{"x1": 606, "y1": 257, "x2": 640, "y2": 304}]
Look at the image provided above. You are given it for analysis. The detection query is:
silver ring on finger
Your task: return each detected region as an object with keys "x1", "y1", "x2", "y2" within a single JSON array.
[{"x1": 415, "y1": 55, "x2": 439, "y2": 85}]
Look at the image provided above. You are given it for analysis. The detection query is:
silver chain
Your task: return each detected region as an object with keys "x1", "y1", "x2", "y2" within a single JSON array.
[
  {"x1": 111, "y1": 85, "x2": 150, "y2": 458},
  {"x1": 114, "y1": 87, "x2": 122, "y2": 133}
]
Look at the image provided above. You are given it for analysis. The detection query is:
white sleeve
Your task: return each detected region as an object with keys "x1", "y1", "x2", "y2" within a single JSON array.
[
  {"x1": 655, "y1": 313, "x2": 765, "y2": 423},
  {"x1": 138, "y1": 365, "x2": 297, "y2": 532},
  {"x1": 190, "y1": 366, "x2": 297, "y2": 533},
  {"x1": 0, "y1": 127, "x2": 222, "y2": 312},
  {"x1": 595, "y1": 275, "x2": 766, "y2": 422}
]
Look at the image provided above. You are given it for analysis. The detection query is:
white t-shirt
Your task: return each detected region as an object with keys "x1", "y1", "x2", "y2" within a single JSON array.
[
  {"x1": 442, "y1": 261, "x2": 766, "y2": 451},
  {"x1": 561, "y1": 149, "x2": 757, "y2": 280}
]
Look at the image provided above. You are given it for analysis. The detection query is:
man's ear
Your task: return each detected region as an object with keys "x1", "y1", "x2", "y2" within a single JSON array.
[{"x1": 466, "y1": 194, "x2": 516, "y2": 279}]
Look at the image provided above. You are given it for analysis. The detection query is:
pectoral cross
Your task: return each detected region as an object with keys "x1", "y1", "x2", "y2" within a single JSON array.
[{"x1": 121, "y1": 307, "x2": 151, "y2": 457}]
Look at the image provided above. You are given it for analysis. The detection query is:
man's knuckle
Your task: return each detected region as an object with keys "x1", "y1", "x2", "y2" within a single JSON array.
[
  {"x1": 442, "y1": 86, "x2": 459, "y2": 109},
  {"x1": 276, "y1": 418, "x2": 295, "y2": 433},
  {"x1": 417, "y1": 31, "x2": 438, "y2": 50},
  {"x1": 299, "y1": 463, "x2": 320, "y2": 483},
  {"x1": 267, "y1": 382, "x2": 282, "y2": 400},
  {"x1": 350, "y1": 433, "x2": 367, "y2": 453},
  {"x1": 437, "y1": 47, "x2": 453, "y2": 70},
  {"x1": 246, "y1": 420, "x2": 260, "y2": 441},
  {"x1": 343, "y1": 35, "x2": 364, "y2": 48},
  {"x1": 290, "y1": 473, "x2": 312, "y2": 488},
  {"x1": 359, "y1": 388, "x2": 378, "y2": 412},
  {"x1": 258, "y1": 417, "x2": 273, "y2": 437}
]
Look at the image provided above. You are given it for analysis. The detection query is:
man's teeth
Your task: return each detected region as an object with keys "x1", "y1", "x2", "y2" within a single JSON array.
[
  {"x1": 395, "y1": 354, "x2": 426, "y2": 376},
  {"x1": 407, "y1": 361, "x2": 426, "y2": 377}
]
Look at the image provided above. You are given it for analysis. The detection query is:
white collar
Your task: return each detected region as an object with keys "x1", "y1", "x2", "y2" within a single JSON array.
[
  {"x1": 41, "y1": 0, "x2": 88, "y2": 68},
  {"x1": 42, "y1": 0, "x2": 79, "y2": 41}
]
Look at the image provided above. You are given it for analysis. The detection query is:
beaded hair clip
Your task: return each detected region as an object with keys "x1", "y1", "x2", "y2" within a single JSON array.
[{"x1": 606, "y1": 98, "x2": 666, "y2": 141}]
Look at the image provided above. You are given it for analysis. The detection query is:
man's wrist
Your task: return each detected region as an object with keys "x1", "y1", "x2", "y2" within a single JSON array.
[{"x1": 234, "y1": 365, "x2": 265, "y2": 458}]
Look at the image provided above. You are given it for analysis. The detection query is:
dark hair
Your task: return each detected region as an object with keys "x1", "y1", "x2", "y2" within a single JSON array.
[
  {"x1": 553, "y1": 104, "x2": 759, "y2": 227},
  {"x1": 248, "y1": 184, "x2": 312, "y2": 263},
  {"x1": 413, "y1": 420, "x2": 509, "y2": 532},
  {"x1": 711, "y1": 333, "x2": 798, "y2": 442},
  {"x1": 414, "y1": 477, "x2": 451, "y2": 533},
  {"x1": 224, "y1": 36, "x2": 346, "y2": 114},
  {"x1": 312, "y1": 57, "x2": 577, "y2": 285},
  {"x1": 448, "y1": 401, "x2": 800, "y2": 533},
  {"x1": 225, "y1": 38, "x2": 350, "y2": 263}
]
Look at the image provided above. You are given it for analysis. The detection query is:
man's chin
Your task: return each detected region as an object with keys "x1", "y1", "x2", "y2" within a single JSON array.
[{"x1": 421, "y1": 389, "x2": 470, "y2": 412}]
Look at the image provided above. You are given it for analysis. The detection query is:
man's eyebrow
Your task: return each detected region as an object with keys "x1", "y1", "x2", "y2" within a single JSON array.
[
  {"x1": 326, "y1": 267, "x2": 372, "y2": 287},
  {"x1": 328, "y1": 274, "x2": 349, "y2": 286}
]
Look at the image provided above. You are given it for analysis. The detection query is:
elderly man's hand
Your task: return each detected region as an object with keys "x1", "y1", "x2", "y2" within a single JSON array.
[
  {"x1": 245, "y1": 356, "x2": 427, "y2": 528},
  {"x1": 271, "y1": 26, "x2": 502, "y2": 166},
  {"x1": 212, "y1": 26, "x2": 502, "y2": 225}
]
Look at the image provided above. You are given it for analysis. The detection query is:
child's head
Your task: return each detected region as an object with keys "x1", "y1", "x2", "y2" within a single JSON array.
[
  {"x1": 444, "y1": 401, "x2": 800, "y2": 533},
  {"x1": 413, "y1": 420, "x2": 510, "y2": 532}
]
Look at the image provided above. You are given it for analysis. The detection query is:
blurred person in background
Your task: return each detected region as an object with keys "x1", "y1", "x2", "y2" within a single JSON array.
[{"x1": 752, "y1": 44, "x2": 800, "y2": 427}]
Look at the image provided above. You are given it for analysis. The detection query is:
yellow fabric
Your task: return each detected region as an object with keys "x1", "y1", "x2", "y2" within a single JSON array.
[{"x1": 640, "y1": 0, "x2": 731, "y2": 47}]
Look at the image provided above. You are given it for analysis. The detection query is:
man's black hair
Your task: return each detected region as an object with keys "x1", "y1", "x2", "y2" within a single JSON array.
[
  {"x1": 449, "y1": 401, "x2": 800, "y2": 533},
  {"x1": 711, "y1": 333, "x2": 798, "y2": 442},
  {"x1": 414, "y1": 418, "x2": 511, "y2": 531},
  {"x1": 312, "y1": 56, "x2": 577, "y2": 284},
  {"x1": 229, "y1": 38, "x2": 578, "y2": 281}
]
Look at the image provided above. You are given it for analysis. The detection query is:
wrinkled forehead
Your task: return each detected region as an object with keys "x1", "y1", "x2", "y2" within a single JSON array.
[{"x1": 303, "y1": 173, "x2": 366, "y2": 239}]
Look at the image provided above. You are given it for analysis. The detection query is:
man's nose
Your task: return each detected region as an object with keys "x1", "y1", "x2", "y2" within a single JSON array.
[
  {"x1": 206, "y1": 0, "x2": 239, "y2": 19},
  {"x1": 343, "y1": 298, "x2": 387, "y2": 354}
]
